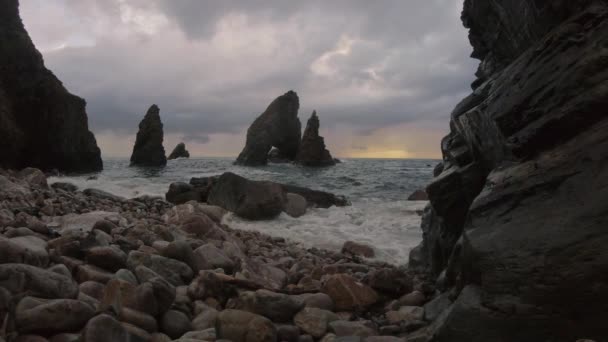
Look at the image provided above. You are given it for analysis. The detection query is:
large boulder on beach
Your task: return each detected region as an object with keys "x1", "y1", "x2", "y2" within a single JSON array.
[
  {"x1": 296, "y1": 111, "x2": 335, "y2": 167},
  {"x1": 168, "y1": 142, "x2": 190, "y2": 160},
  {"x1": 130, "y1": 105, "x2": 167, "y2": 167},
  {"x1": 0, "y1": 0, "x2": 102, "y2": 173},
  {"x1": 411, "y1": 1, "x2": 608, "y2": 341},
  {"x1": 236, "y1": 91, "x2": 301, "y2": 166},
  {"x1": 207, "y1": 172, "x2": 286, "y2": 220}
]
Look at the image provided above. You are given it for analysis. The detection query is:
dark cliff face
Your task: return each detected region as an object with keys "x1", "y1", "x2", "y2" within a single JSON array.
[
  {"x1": 235, "y1": 91, "x2": 301, "y2": 166},
  {"x1": 0, "y1": 0, "x2": 102, "y2": 173},
  {"x1": 130, "y1": 105, "x2": 167, "y2": 167},
  {"x1": 411, "y1": 1, "x2": 608, "y2": 341},
  {"x1": 296, "y1": 111, "x2": 335, "y2": 167}
]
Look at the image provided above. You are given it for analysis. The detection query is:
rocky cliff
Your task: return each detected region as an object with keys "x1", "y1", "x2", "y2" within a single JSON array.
[
  {"x1": 296, "y1": 111, "x2": 336, "y2": 167},
  {"x1": 130, "y1": 105, "x2": 167, "y2": 167},
  {"x1": 0, "y1": 0, "x2": 102, "y2": 173},
  {"x1": 235, "y1": 91, "x2": 301, "y2": 166},
  {"x1": 409, "y1": 1, "x2": 608, "y2": 341}
]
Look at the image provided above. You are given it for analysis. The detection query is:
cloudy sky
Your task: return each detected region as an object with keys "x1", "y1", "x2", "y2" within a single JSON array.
[{"x1": 20, "y1": 0, "x2": 477, "y2": 159}]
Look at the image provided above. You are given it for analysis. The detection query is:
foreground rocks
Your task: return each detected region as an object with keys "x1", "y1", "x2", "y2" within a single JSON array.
[
  {"x1": 236, "y1": 91, "x2": 302, "y2": 166},
  {"x1": 296, "y1": 111, "x2": 336, "y2": 167},
  {"x1": 0, "y1": 0, "x2": 102, "y2": 173},
  {"x1": 166, "y1": 172, "x2": 349, "y2": 218},
  {"x1": 0, "y1": 167, "x2": 432, "y2": 341},
  {"x1": 409, "y1": 1, "x2": 608, "y2": 341},
  {"x1": 130, "y1": 105, "x2": 167, "y2": 167},
  {"x1": 168, "y1": 142, "x2": 190, "y2": 160}
]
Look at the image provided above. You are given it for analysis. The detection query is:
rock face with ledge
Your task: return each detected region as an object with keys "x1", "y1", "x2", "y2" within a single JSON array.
[
  {"x1": 168, "y1": 142, "x2": 190, "y2": 160},
  {"x1": 236, "y1": 91, "x2": 301, "y2": 166},
  {"x1": 409, "y1": 1, "x2": 608, "y2": 341},
  {"x1": 130, "y1": 105, "x2": 167, "y2": 167},
  {"x1": 296, "y1": 111, "x2": 335, "y2": 167},
  {"x1": 0, "y1": 0, "x2": 102, "y2": 173}
]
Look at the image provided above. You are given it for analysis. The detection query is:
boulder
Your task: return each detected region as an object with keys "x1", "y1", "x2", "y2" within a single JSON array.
[
  {"x1": 130, "y1": 104, "x2": 167, "y2": 167},
  {"x1": 160, "y1": 309, "x2": 192, "y2": 339},
  {"x1": 0, "y1": 236, "x2": 48, "y2": 267},
  {"x1": 127, "y1": 251, "x2": 194, "y2": 286},
  {"x1": 0, "y1": 264, "x2": 78, "y2": 299},
  {"x1": 407, "y1": 189, "x2": 428, "y2": 201},
  {"x1": 296, "y1": 111, "x2": 335, "y2": 167},
  {"x1": 321, "y1": 274, "x2": 378, "y2": 311},
  {"x1": 236, "y1": 259, "x2": 287, "y2": 291},
  {"x1": 208, "y1": 172, "x2": 286, "y2": 220},
  {"x1": 193, "y1": 243, "x2": 235, "y2": 273},
  {"x1": 165, "y1": 182, "x2": 202, "y2": 205},
  {"x1": 284, "y1": 193, "x2": 307, "y2": 218},
  {"x1": 216, "y1": 309, "x2": 277, "y2": 342},
  {"x1": 294, "y1": 308, "x2": 339, "y2": 338},
  {"x1": 85, "y1": 246, "x2": 128, "y2": 272},
  {"x1": 341, "y1": 241, "x2": 374, "y2": 258},
  {"x1": 291, "y1": 293, "x2": 334, "y2": 311},
  {"x1": 231, "y1": 290, "x2": 304, "y2": 323},
  {"x1": 0, "y1": 0, "x2": 102, "y2": 172},
  {"x1": 83, "y1": 314, "x2": 129, "y2": 342},
  {"x1": 328, "y1": 321, "x2": 377, "y2": 337},
  {"x1": 15, "y1": 297, "x2": 95, "y2": 334},
  {"x1": 168, "y1": 142, "x2": 190, "y2": 160},
  {"x1": 236, "y1": 90, "x2": 301, "y2": 166}
]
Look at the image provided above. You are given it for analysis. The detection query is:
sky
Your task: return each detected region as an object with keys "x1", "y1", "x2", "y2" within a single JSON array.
[{"x1": 20, "y1": 0, "x2": 478, "y2": 159}]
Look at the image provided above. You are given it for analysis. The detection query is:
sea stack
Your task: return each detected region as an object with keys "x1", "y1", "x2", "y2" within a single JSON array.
[
  {"x1": 168, "y1": 142, "x2": 190, "y2": 160},
  {"x1": 408, "y1": 1, "x2": 608, "y2": 340},
  {"x1": 130, "y1": 105, "x2": 167, "y2": 166},
  {"x1": 296, "y1": 111, "x2": 335, "y2": 167},
  {"x1": 0, "y1": 0, "x2": 102, "y2": 173},
  {"x1": 235, "y1": 91, "x2": 301, "y2": 166}
]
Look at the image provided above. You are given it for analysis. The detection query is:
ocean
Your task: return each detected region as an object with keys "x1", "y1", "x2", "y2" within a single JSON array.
[{"x1": 49, "y1": 158, "x2": 436, "y2": 265}]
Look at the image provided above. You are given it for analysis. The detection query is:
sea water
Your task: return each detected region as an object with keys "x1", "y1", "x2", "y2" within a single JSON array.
[{"x1": 49, "y1": 158, "x2": 436, "y2": 265}]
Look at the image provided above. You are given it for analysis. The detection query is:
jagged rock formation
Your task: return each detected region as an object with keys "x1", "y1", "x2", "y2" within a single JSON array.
[
  {"x1": 409, "y1": 1, "x2": 608, "y2": 341},
  {"x1": 0, "y1": 0, "x2": 102, "y2": 173},
  {"x1": 296, "y1": 111, "x2": 335, "y2": 167},
  {"x1": 130, "y1": 105, "x2": 167, "y2": 167},
  {"x1": 168, "y1": 142, "x2": 190, "y2": 160},
  {"x1": 235, "y1": 91, "x2": 301, "y2": 166}
]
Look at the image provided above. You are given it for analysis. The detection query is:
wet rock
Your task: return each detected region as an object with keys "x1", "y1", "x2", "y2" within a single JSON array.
[
  {"x1": 119, "y1": 307, "x2": 158, "y2": 333},
  {"x1": 236, "y1": 91, "x2": 301, "y2": 166},
  {"x1": 322, "y1": 274, "x2": 378, "y2": 311},
  {"x1": 0, "y1": 264, "x2": 78, "y2": 299},
  {"x1": 386, "y1": 306, "x2": 424, "y2": 325},
  {"x1": 0, "y1": 236, "x2": 48, "y2": 267},
  {"x1": 341, "y1": 241, "x2": 374, "y2": 258},
  {"x1": 284, "y1": 193, "x2": 307, "y2": 218},
  {"x1": 86, "y1": 245, "x2": 128, "y2": 272},
  {"x1": 160, "y1": 309, "x2": 192, "y2": 339},
  {"x1": 366, "y1": 268, "x2": 412, "y2": 295},
  {"x1": 76, "y1": 264, "x2": 115, "y2": 284},
  {"x1": 92, "y1": 219, "x2": 116, "y2": 234},
  {"x1": 296, "y1": 111, "x2": 335, "y2": 167},
  {"x1": 166, "y1": 182, "x2": 201, "y2": 205},
  {"x1": 398, "y1": 291, "x2": 425, "y2": 307},
  {"x1": 130, "y1": 104, "x2": 167, "y2": 167},
  {"x1": 208, "y1": 172, "x2": 286, "y2": 220},
  {"x1": 168, "y1": 142, "x2": 190, "y2": 160},
  {"x1": 232, "y1": 290, "x2": 304, "y2": 323},
  {"x1": 423, "y1": 293, "x2": 451, "y2": 322},
  {"x1": 407, "y1": 189, "x2": 428, "y2": 201},
  {"x1": 15, "y1": 297, "x2": 95, "y2": 334},
  {"x1": 328, "y1": 321, "x2": 377, "y2": 337},
  {"x1": 292, "y1": 293, "x2": 334, "y2": 311},
  {"x1": 181, "y1": 328, "x2": 217, "y2": 341},
  {"x1": 193, "y1": 243, "x2": 235, "y2": 273},
  {"x1": 276, "y1": 325, "x2": 299, "y2": 342},
  {"x1": 216, "y1": 309, "x2": 277, "y2": 342},
  {"x1": 127, "y1": 251, "x2": 194, "y2": 286},
  {"x1": 294, "y1": 307, "x2": 339, "y2": 338},
  {"x1": 237, "y1": 259, "x2": 287, "y2": 291}
]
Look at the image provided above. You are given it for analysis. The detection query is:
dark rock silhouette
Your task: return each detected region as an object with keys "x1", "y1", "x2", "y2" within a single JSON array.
[
  {"x1": 168, "y1": 142, "x2": 190, "y2": 160},
  {"x1": 410, "y1": 1, "x2": 608, "y2": 340},
  {"x1": 0, "y1": 0, "x2": 102, "y2": 173},
  {"x1": 130, "y1": 105, "x2": 167, "y2": 167},
  {"x1": 236, "y1": 91, "x2": 301, "y2": 166},
  {"x1": 296, "y1": 111, "x2": 335, "y2": 167}
]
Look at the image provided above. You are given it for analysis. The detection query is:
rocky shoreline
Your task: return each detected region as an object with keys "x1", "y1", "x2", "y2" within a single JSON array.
[{"x1": 0, "y1": 168, "x2": 437, "y2": 342}]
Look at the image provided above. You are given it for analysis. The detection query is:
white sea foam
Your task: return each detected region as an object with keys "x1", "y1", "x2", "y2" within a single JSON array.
[{"x1": 224, "y1": 199, "x2": 427, "y2": 265}]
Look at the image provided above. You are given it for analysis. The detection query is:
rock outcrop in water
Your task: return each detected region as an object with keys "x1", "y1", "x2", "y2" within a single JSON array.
[
  {"x1": 130, "y1": 105, "x2": 167, "y2": 167},
  {"x1": 235, "y1": 91, "x2": 301, "y2": 166},
  {"x1": 296, "y1": 111, "x2": 336, "y2": 167},
  {"x1": 409, "y1": 1, "x2": 608, "y2": 341},
  {"x1": 168, "y1": 142, "x2": 190, "y2": 160},
  {"x1": 0, "y1": 0, "x2": 102, "y2": 173}
]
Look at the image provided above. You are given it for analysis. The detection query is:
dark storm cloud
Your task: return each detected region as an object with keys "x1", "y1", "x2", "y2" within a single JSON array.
[{"x1": 21, "y1": 0, "x2": 478, "y2": 155}]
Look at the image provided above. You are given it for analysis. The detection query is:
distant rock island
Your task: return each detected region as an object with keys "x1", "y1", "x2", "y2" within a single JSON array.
[
  {"x1": 236, "y1": 91, "x2": 337, "y2": 167},
  {"x1": 130, "y1": 105, "x2": 167, "y2": 167},
  {"x1": 236, "y1": 91, "x2": 302, "y2": 166},
  {"x1": 0, "y1": 0, "x2": 102, "y2": 173},
  {"x1": 168, "y1": 142, "x2": 190, "y2": 160},
  {"x1": 296, "y1": 111, "x2": 335, "y2": 167}
]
